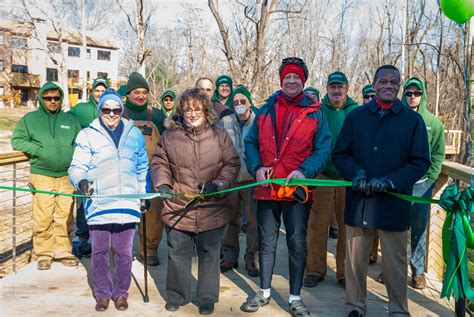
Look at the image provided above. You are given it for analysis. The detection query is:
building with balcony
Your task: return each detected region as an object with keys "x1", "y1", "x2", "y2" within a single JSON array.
[{"x1": 0, "y1": 19, "x2": 120, "y2": 108}]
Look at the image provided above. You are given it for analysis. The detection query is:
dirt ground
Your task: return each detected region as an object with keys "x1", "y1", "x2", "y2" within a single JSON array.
[{"x1": 0, "y1": 108, "x2": 33, "y2": 152}]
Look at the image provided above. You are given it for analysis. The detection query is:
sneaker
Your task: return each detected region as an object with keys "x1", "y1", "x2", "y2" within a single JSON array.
[
  {"x1": 289, "y1": 300, "x2": 310, "y2": 316},
  {"x1": 303, "y1": 275, "x2": 324, "y2": 288},
  {"x1": 245, "y1": 263, "x2": 260, "y2": 277},
  {"x1": 241, "y1": 291, "x2": 271, "y2": 312},
  {"x1": 412, "y1": 274, "x2": 426, "y2": 289},
  {"x1": 220, "y1": 259, "x2": 238, "y2": 273},
  {"x1": 329, "y1": 226, "x2": 339, "y2": 239}
]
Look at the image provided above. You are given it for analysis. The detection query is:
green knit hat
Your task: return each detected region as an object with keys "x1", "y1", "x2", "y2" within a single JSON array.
[
  {"x1": 126, "y1": 72, "x2": 149, "y2": 94},
  {"x1": 118, "y1": 85, "x2": 128, "y2": 97},
  {"x1": 361, "y1": 84, "x2": 374, "y2": 97},
  {"x1": 93, "y1": 77, "x2": 110, "y2": 89},
  {"x1": 229, "y1": 85, "x2": 254, "y2": 108},
  {"x1": 303, "y1": 87, "x2": 320, "y2": 101},
  {"x1": 212, "y1": 75, "x2": 233, "y2": 102}
]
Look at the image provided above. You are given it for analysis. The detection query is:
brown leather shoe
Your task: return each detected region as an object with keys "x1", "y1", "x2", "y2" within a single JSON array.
[
  {"x1": 37, "y1": 258, "x2": 52, "y2": 270},
  {"x1": 95, "y1": 298, "x2": 110, "y2": 312},
  {"x1": 220, "y1": 259, "x2": 238, "y2": 273},
  {"x1": 114, "y1": 296, "x2": 128, "y2": 311},
  {"x1": 245, "y1": 263, "x2": 260, "y2": 277},
  {"x1": 412, "y1": 274, "x2": 426, "y2": 289}
]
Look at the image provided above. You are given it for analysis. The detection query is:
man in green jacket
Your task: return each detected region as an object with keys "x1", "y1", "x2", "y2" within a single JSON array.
[
  {"x1": 11, "y1": 82, "x2": 81, "y2": 270},
  {"x1": 401, "y1": 77, "x2": 445, "y2": 288},
  {"x1": 159, "y1": 89, "x2": 177, "y2": 117},
  {"x1": 124, "y1": 71, "x2": 165, "y2": 266},
  {"x1": 304, "y1": 71, "x2": 359, "y2": 288},
  {"x1": 68, "y1": 77, "x2": 109, "y2": 128},
  {"x1": 212, "y1": 75, "x2": 233, "y2": 107},
  {"x1": 68, "y1": 77, "x2": 109, "y2": 257}
]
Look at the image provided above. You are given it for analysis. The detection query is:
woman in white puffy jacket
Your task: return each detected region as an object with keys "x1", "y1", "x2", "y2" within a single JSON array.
[{"x1": 68, "y1": 88, "x2": 148, "y2": 312}]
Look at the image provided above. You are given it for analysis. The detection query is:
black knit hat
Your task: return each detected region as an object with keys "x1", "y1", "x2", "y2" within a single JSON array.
[{"x1": 126, "y1": 72, "x2": 149, "y2": 94}]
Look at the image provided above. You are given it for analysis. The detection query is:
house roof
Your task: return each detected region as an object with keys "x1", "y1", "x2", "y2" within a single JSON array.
[{"x1": 0, "y1": 20, "x2": 118, "y2": 50}]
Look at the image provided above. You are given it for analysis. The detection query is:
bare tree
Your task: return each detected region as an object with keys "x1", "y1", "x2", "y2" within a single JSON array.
[{"x1": 117, "y1": 0, "x2": 154, "y2": 75}]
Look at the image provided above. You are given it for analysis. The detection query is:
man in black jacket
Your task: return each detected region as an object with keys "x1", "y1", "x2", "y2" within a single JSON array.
[{"x1": 332, "y1": 65, "x2": 430, "y2": 317}]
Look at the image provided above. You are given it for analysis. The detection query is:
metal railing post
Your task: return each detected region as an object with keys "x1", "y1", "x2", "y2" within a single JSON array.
[{"x1": 12, "y1": 162, "x2": 17, "y2": 273}]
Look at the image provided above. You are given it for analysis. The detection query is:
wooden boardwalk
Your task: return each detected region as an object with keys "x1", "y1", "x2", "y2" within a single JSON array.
[{"x1": 1, "y1": 229, "x2": 455, "y2": 316}]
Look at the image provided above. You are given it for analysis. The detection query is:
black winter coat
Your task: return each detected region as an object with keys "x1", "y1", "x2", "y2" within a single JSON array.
[{"x1": 332, "y1": 99, "x2": 430, "y2": 231}]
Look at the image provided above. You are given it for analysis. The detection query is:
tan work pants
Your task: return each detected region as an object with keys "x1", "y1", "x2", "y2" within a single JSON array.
[
  {"x1": 30, "y1": 173, "x2": 75, "y2": 260},
  {"x1": 345, "y1": 225, "x2": 410, "y2": 316},
  {"x1": 306, "y1": 176, "x2": 346, "y2": 280}
]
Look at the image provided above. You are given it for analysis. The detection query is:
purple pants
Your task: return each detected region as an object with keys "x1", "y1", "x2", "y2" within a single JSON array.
[{"x1": 90, "y1": 223, "x2": 136, "y2": 300}]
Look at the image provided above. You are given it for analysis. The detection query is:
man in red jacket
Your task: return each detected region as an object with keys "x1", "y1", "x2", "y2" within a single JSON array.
[{"x1": 242, "y1": 57, "x2": 332, "y2": 317}]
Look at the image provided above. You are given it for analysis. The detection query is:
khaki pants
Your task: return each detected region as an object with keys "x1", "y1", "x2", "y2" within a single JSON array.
[
  {"x1": 345, "y1": 225, "x2": 409, "y2": 316},
  {"x1": 139, "y1": 198, "x2": 163, "y2": 257},
  {"x1": 30, "y1": 173, "x2": 75, "y2": 260},
  {"x1": 306, "y1": 176, "x2": 346, "y2": 280},
  {"x1": 222, "y1": 184, "x2": 258, "y2": 264}
]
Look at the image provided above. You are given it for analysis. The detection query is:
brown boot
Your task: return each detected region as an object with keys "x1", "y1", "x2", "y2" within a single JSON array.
[
  {"x1": 114, "y1": 296, "x2": 128, "y2": 311},
  {"x1": 412, "y1": 274, "x2": 426, "y2": 289},
  {"x1": 37, "y1": 258, "x2": 52, "y2": 270},
  {"x1": 95, "y1": 298, "x2": 110, "y2": 312}
]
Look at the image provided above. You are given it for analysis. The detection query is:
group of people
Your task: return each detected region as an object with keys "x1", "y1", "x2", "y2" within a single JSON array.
[{"x1": 11, "y1": 56, "x2": 445, "y2": 317}]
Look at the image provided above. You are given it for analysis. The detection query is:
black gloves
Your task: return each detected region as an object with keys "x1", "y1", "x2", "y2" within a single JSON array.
[
  {"x1": 366, "y1": 177, "x2": 394, "y2": 196},
  {"x1": 78, "y1": 179, "x2": 94, "y2": 195},
  {"x1": 140, "y1": 199, "x2": 150, "y2": 213},
  {"x1": 352, "y1": 170, "x2": 368, "y2": 192},
  {"x1": 157, "y1": 184, "x2": 172, "y2": 199},
  {"x1": 198, "y1": 182, "x2": 219, "y2": 198}
]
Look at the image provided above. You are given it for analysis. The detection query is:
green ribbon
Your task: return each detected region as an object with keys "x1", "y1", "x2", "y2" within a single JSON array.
[
  {"x1": 2, "y1": 178, "x2": 473, "y2": 302},
  {"x1": 438, "y1": 184, "x2": 474, "y2": 302}
]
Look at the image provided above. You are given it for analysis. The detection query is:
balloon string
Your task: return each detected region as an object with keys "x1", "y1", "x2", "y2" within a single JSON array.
[{"x1": 459, "y1": 23, "x2": 473, "y2": 188}]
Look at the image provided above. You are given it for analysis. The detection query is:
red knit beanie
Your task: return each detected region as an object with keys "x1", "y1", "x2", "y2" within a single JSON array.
[{"x1": 280, "y1": 64, "x2": 306, "y2": 86}]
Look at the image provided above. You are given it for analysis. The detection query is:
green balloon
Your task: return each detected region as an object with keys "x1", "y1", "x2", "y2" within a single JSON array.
[{"x1": 440, "y1": 0, "x2": 474, "y2": 24}]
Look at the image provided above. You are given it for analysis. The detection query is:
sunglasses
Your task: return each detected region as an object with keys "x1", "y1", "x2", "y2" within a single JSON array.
[
  {"x1": 100, "y1": 108, "x2": 122, "y2": 115},
  {"x1": 43, "y1": 96, "x2": 61, "y2": 102},
  {"x1": 163, "y1": 97, "x2": 174, "y2": 102},
  {"x1": 405, "y1": 91, "x2": 422, "y2": 97},
  {"x1": 281, "y1": 57, "x2": 305, "y2": 66},
  {"x1": 363, "y1": 94, "x2": 376, "y2": 100},
  {"x1": 233, "y1": 99, "x2": 247, "y2": 106}
]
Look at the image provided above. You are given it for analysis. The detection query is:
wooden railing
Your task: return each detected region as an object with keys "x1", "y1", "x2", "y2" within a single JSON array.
[{"x1": 0, "y1": 151, "x2": 471, "y2": 279}]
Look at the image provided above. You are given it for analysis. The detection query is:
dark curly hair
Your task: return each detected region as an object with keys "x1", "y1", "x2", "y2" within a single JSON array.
[{"x1": 176, "y1": 87, "x2": 212, "y2": 117}]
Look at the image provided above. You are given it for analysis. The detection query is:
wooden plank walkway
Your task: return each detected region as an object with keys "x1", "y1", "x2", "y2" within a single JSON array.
[{"x1": 1, "y1": 229, "x2": 455, "y2": 316}]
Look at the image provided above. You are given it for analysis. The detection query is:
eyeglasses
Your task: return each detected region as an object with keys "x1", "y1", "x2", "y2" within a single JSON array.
[
  {"x1": 404, "y1": 91, "x2": 422, "y2": 97},
  {"x1": 184, "y1": 109, "x2": 203, "y2": 116},
  {"x1": 43, "y1": 96, "x2": 61, "y2": 102},
  {"x1": 363, "y1": 94, "x2": 376, "y2": 100},
  {"x1": 100, "y1": 108, "x2": 122, "y2": 115},
  {"x1": 233, "y1": 99, "x2": 247, "y2": 106}
]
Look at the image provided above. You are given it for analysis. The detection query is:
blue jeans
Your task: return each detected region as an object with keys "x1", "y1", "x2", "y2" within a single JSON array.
[
  {"x1": 409, "y1": 180, "x2": 433, "y2": 276},
  {"x1": 257, "y1": 200, "x2": 311, "y2": 295}
]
